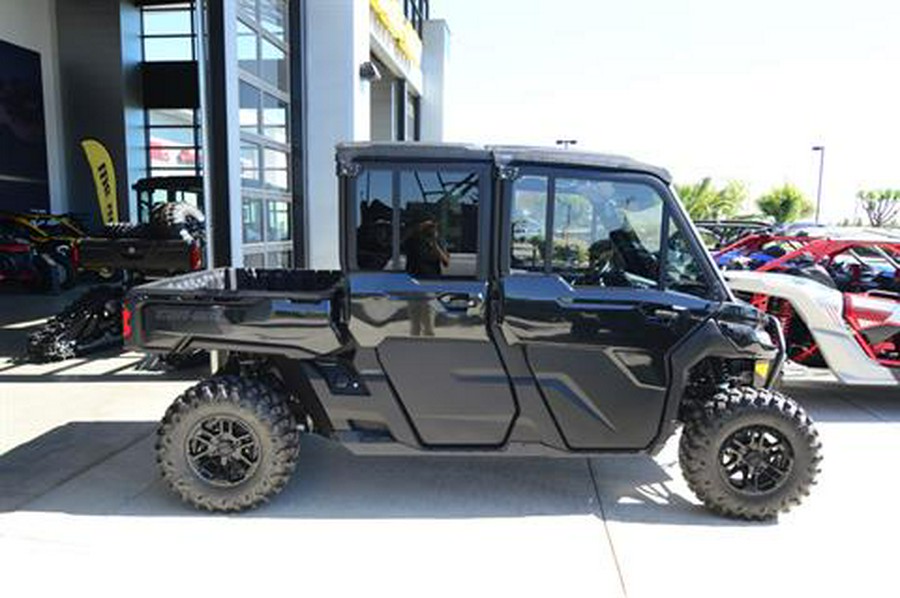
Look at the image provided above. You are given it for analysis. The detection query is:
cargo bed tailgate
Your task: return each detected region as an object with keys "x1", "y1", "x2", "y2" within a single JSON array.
[{"x1": 125, "y1": 268, "x2": 348, "y2": 358}]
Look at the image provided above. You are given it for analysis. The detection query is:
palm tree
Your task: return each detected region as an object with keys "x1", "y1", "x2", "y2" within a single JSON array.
[
  {"x1": 675, "y1": 178, "x2": 746, "y2": 221},
  {"x1": 756, "y1": 184, "x2": 813, "y2": 224}
]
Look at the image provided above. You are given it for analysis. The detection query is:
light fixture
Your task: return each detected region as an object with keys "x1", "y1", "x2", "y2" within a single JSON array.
[{"x1": 359, "y1": 61, "x2": 382, "y2": 82}]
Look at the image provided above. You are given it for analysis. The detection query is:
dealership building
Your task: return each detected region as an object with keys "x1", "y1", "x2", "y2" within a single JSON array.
[{"x1": 0, "y1": 0, "x2": 448, "y2": 268}]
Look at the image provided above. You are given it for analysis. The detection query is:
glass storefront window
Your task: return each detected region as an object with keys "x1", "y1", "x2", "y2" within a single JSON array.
[
  {"x1": 240, "y1": 0, "x2": 258, "y2": 18},
  {"x1": 263, "y1": 148, "x2": 287, "y2": 169},
  {"x1": 262, "y1": 94, "x2": 287, "y2": 143},
  {"x1": 244, "y1": 252, "x2": 265, "y2": 268},
  {"x1": 242, "y1": 198, "x2": 264, "y2": 244},
  {"x1": 263, "y1": 170, "x2": 288, "y2": 190},
  {"x1": 147, "y1": 108, "x2": 195, "y2": 127},
  {"x1": 237, "y1": 21, "x2": 259, "y2": 75},
  {"x1": 149, "y1": 127, "x2": 195, "y2": 147},
  {"x1": 143, "y1": 10, "x2": 192, "y2": 36},
  {"x1": 260, "y1": 0, "x2": 286, "y2": 41},
  {"x1": 237, "y1": 0, "x2": 292, "y2": 267},
  {"x1": 143, "y1": 37, "x2": 193, "y2": 61},
  {"x1": 260, "y1": 39, "x2": 287, "y2": 90},
  {"x1": 239, "y1": 82, "x2": 260, "y2": 134},
  {"x1": 263, "y1": 148, "x2": 288, "y2": 190},
  {"x1": 150, "y1": 167, "x2": 198, "y2": 178},
  {"x1": 266, "y1": 201, "x2": 290, "y2": 241},
  {"x1": 268, "y1": 249, "x2": 292, "y2": 268},
  {"x1": 240, "y1": 144, "x2": 260, "y2": 182},
  {"x1": 407, "y1": 94, "x2": 418, "y2": 141}
]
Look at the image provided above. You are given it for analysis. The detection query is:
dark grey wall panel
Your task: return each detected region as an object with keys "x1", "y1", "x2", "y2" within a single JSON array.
[
  {"x1": 121, "y1": 0, "x2": 146, "y2": 221},
  {"x1": 56, "y1": 0, "x2": 142, "y2": 223}
]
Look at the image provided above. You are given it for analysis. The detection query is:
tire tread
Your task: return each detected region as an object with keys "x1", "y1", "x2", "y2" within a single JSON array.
[{"x1": 679, "y1": 386, "x2": 822, "y2": 520}]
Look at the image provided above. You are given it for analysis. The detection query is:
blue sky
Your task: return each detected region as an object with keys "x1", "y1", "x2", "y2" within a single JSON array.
[{"x1": 433, "y1": 0, "x2": 900, "y2": 222}]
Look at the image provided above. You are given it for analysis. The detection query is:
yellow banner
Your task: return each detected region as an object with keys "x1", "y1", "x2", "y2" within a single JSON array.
[
  {"x1": 370, "y1": 0, "x2": 423, "y2": 66},
  {"x1": 81, "y1": 138, "x2": 119, "y2": 225}
]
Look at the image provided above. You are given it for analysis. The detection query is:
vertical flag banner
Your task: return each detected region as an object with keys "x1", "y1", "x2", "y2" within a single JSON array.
[{"x1": 81, "y1": 138, "x2": 119, "y2": 224}]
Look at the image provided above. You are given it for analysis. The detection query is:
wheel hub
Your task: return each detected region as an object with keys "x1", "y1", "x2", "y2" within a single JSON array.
[
  {"x1": 186, "y1": 415, "x2": 261, "y2": 487},
  {"x1": 719, "y1": 425, "x2": 794, "y2": 495}
]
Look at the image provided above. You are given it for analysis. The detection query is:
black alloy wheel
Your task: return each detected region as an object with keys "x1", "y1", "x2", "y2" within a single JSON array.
[
  {"x1": 718, "y1": 425, "x2": 794, "y2": 495},
  {"x1": 186, "y1": 415, "x2": 262, "y2": 487}
]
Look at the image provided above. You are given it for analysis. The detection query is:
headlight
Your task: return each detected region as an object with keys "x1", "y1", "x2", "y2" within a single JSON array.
[{"x1": 753, "y1": 359, "x2": 773, "y2": 387}]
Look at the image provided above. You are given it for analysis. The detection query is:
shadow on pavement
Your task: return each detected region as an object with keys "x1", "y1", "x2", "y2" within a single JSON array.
[{"x1": 0, "y1": 420, "x2": 755, "y2": 527}]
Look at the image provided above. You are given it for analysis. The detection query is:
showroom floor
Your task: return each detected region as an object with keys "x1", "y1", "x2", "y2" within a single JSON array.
[{"x1": 0, "y1": 288, "x2": 897, "y2": 597}]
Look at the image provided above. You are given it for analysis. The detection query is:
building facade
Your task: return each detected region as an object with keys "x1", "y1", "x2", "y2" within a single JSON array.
[{"x1": 0, "y1": 0, "x2": 449, "y2": 269}]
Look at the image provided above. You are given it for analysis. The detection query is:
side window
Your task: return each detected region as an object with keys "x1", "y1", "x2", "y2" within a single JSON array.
[
  {"x1": 398, "y1": 170, "x2": 480, "y2": 278},
  {"x1": 354, "y1": 167, "x2": 481, "y2": 278},
  {"x1": 551, "y1": 178, "x2": 664, "y2": 289},
  {"x1": 510, "y1": 176, "x2": 548, "y2": 272},
  {"x1": 665, "y1": 216, "x2": 711, "y2": 297},
  {"x1": 355, "y1": 169, "x2": 394, "y2": 270}
]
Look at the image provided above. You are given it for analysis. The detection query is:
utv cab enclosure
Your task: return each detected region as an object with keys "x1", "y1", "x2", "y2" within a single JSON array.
[{"x1": 126, "y1": 143, "x2": 821, "y2": 519}]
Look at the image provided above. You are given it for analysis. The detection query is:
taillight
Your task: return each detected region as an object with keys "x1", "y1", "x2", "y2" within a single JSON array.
[
  {"x1": 71, "y1": 242, "x2": 80, "y2": 268},
  {"x1": 189, "y1": 241, "x2": 202, "y2": 271},
  {"x1": 122, "y1": 304, "x2": 133, "y2": 339},
  {"x1": 0, "y1": 243, "x2": 30, "y2": 253}
]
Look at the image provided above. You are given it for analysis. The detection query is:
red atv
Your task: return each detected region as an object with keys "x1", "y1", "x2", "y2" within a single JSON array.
[
  {"x1": 716, "y1": 228, "x2": 900, "y2": 385},
  {"x1": 0, "y1": 224, "x2": 69, "y2": 293}
]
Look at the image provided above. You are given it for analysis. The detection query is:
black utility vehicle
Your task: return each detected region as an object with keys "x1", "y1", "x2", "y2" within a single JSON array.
[
  {"x1": 127, "y1": 143, "x2": 821, "y2": 520},
  {"x1": 79, "y1": 176, "x2": 205, "y2": 277}
]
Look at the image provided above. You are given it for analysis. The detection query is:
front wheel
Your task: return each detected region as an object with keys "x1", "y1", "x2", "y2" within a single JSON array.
[
  {"x1": 679, "y1": 387, "x2": 822, "y2": 520},
  {"x1": 157, "y1": 376, "x2": 301, "y2": 512}
]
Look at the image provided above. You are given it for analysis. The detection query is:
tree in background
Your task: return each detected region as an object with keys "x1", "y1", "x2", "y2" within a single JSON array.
[
  {"x1": 675, "y1": 178, "x2": 748, "y2": 221},
  {"x1": 756, "y1": 184, "x2": 813, "y2": 224},
  {"x1": 856, "y1": 189, "x2": 900, "y2": 227}
]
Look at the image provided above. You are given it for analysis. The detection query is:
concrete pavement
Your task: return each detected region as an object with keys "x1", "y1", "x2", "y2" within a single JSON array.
[{"x1": 1, "y1": 288, "x2": 898, "y2": 597}]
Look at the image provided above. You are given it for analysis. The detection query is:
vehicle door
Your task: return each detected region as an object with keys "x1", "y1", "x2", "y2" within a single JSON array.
[
  {"x1": 347, "y1": 162, "x2": 517, "y2": 447},
  {"x1": 500, "y1": 170, "x2": 718, "y2": 450}
]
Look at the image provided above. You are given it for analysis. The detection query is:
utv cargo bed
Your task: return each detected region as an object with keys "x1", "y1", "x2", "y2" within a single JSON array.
[
  {"x1": 79, "y1": 237, "x2": 201, "y2": 276},
  {"x1": 125, "y1": 268, "x2": 348, "y2": 358}
]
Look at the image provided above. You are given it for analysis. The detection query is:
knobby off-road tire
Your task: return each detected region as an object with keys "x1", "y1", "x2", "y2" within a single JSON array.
[
  {"x1": 101, "y1": 222, "x2": 153, "y2": 239},
  {"x1": 150, "y1": 203, "x2": 205, "y2": 242},
  {"x1": 157, "y1": 376, "x2": 300, "y2": 512},
  {"x1": 679, "y1": 387, "x2": 822, "y2": 520}
]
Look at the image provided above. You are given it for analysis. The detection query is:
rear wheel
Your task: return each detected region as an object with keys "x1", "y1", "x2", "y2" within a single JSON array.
[
  {"x1": 157, "y1": 376, "x2": 300, "y2": 512},
  {"x1": 679, "y1": 387, "x2": 821, "y2": 520}
]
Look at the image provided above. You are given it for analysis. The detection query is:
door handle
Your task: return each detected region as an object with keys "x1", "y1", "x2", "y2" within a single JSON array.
[
  {"x1": 641, "y1": 304, "x2": 685, "y2": 323},
  {"x1": 438, "y1": 292, "x2": 482, "y2": 312}
]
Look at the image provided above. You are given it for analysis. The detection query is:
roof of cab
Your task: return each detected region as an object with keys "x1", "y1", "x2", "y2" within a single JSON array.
[{"x1": 336, "y1": 142, "x2": 672, "y2": 183}]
